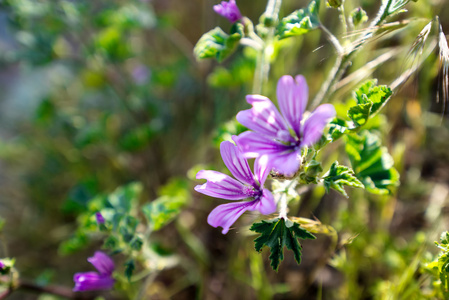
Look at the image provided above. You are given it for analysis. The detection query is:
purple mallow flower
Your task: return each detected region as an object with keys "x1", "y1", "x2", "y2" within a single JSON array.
[
  {"x1": 0, "y1": 261, "x2": 4, "y2": 270},
  {"x1": 195, "y1": 140, "x2": 276, "y2": 234},
  {"x1": 95, "y1": 212, "x2": 105, "y2": 225},
  {"x1": 73, "y1": 251, "x2": 115, "y2": 292},
  {"x1": 234, "y1": 75, "x2": 336, "y2": 177},
  {"x1": 213, "y1": 0, "x2": 242, "y2": 23}
]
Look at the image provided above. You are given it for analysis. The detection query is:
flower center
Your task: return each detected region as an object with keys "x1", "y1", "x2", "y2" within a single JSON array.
[{"x1": 243, "y1": 185, "x2": 261, "y2": 199}]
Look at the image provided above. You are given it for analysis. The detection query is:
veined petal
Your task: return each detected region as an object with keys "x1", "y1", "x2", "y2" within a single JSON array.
[
  {"x1": 220, "y1": 141, "x2": 256, "y2": 187},
  {"x1": 195, "y1": 170, "x2": 247, "y2": 200},
  {"x1": 300, "y1": 104, "x2": 336, "y2": 147},
  {"x1": 254, "y1": 189, "x2": 277, "y2": 215},
  {"x1": 277, "y1": 75, "x2": 308, "y2": 138},
  {"x1": 270, "y1": 149, "x2": 302, "y2": 177},
  {"x1": 87, "y1": 252, "x2": 114, "y2": 276},
  {"x1": 254, "y1": 155, "x2": 270, "y2": 186},
  {"x1": 237, "y1": 95, "x2": 292, "y2": 142},
  {"x1": 234, "y1": 131, "x2": 293, "y2": 158},
  {"x1": 73, "y1": 272, "x2": 114, "y2": 292},
  {"x1": 207, "y1": 200, "x2": 258, "y2": 234}
]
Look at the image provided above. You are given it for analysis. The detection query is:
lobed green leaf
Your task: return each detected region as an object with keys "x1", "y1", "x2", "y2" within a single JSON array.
[
  {"x1": 344, "y1": 130, "x2": 400, "y2": 195},
  {"x1": 250, "y1": 218, "x2": 315, "y2": 271},
  {"x1": 277, "y1": 0, "x2": 320, "y2": 39},
  {"x1": 323, "y1": 161, "x2": 364, "y2": 198},
  {"x1": 348, "y1": 80, "x2": 392, "y2": 128},
  {"x1": 194, "y1": 25, "x2": 243, "y2": 62}
]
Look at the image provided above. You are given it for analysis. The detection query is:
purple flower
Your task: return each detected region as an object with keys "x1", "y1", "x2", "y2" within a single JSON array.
[
  {"x1": 95, "y1": 212, "x2": 105, "y2": 225},
  {"x1": 235, "y1": 75, "x2": 336, "y2": 177},
  {"x1": 213, "y1": 0, "x2": 242, "y2": 23},
  {"x1": 195, "y1": 140, "x2": 276, "y2": 234},
  {"x1": 73, "y1": 251, "x2": 115, "y2": 292},
  {"x1": 0, "y1": 261, "x2": 4, "y2": 270}
]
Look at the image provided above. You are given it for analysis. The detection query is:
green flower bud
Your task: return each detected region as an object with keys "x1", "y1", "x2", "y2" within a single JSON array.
[
  {"x1": 350, "y1": 8, "x2": 368, "y2": 27},
  {"x1": 327, "y1": 0, "x2": 342, "y2": 8}
]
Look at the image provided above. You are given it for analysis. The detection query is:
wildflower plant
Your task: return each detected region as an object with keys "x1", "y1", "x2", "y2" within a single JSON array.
[
  {"x1": 0, "y1": 0, "x2": 448, "y2": 298},
  {"x1": 193, "y1": 0, "x2": 447, "y2": 272}
]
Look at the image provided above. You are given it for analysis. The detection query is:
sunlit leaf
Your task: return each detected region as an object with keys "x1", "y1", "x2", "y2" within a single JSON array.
[
  {"x1": 323, "y1": 161, "x2": 364, "y2": 198},
  {"x1": 344, "y1": 130, "x2": 399, "y2": 195},
  {"x1": 277, "y1": 0, "x2": 320, "y2": 39},
  {"x1": 348, "y1": 80, "x2": 392, "y2": 128},
  {"x1": 194, "y1": 24, "x2": 243, "y2": 62},
  {"x1": 250, "y1": 218, "x2": 315, "y2": 271}
]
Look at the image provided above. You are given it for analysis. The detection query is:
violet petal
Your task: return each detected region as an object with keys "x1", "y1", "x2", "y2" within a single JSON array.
[
  {"x1": 220, "y1": 141, "x2": 256, "y2": 187},
  {"x1": 195, "y1": 170, "x2": 247, "y2": 200},
  {"x1": 87, "y1": 251, "x2": 115, "y2": 276},
  {"x1": 207, "y1": 200, "x2": 258, "y2": 234},
  {"x1": 276, "y1": 75, "x2": 308, "y2": 138},
  {"x1": 237, "y1": 95, "x2": 292, "y2": 142},
  {"x1": 234, "y1": 131, "x2": 293, "y2": 158},
  {"x1": 300, "y1": 104, "x2": 336, "y2": 147},
  {"x1": 73, "y1": 272, "x2": 114, "y2": 292}
]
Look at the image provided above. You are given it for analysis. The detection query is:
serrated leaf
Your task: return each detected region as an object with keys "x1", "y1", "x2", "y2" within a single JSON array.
[
  {"x1": 344, "y1": 130, "x2": 400, "y2": 195},
  {"x1": 142, "y1": 196, "x2": 186, "y2": 231},
  {"x1": 277, "y1": 0, "x2": 320, "y2": 39},
  {"x1": 348, "y1": 80, "x2": 392, "y2": 129},
  {"x1": 323, "y1": 161, "x2": 364, "y2": 197},
  {"x1": 328, "y1": 118, "x2": 349, "y2": 142},
  {"x1": 348, "y1": 102, "x2": 373, "y2": 127},
  {"x1": 194, "y1": 25, "x2": 243, "y2": 62},
  {"x1": 250, "y1": 218, "x2": 315, "y2": 271}
]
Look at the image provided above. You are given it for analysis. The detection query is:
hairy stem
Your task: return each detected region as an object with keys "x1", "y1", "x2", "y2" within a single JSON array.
[
  {"x1": 311, "y1": 0, "x2": 395, "y2": 108},
  {"x1": 252, "y1": 0, "x2": 283, "y2": 94}
]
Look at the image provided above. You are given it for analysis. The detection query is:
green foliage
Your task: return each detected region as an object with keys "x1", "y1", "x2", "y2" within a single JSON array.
[
  {"x1": 277, "y1": 0, "x2": 320, "y2": 39},
  {"x1": 142, "y1": 178, "x2": 190, "y2": 231},
  {"x1": 250, "y1": 218, "x2": 315, "y2": 271},
  {"x1": 194, "y1": 24, "x2": 244, "y2": 62},
  {"x1": 323, "y1": 161, "x2": 364, "y2": 198},
  {"x1": 59, "y1": 182, "x2": 143, "y2": 255},
  {"x1": 328, "y1": 118, "x2": 349, "y2": 142},
  {"x1": 348, "y1": 80, "x2": 392, "y2": 128},
  {"x1": 299, "y1": 160, "x2": 323, "y2": 184},
  {"x1": 345, "y1": 131, "x2": 400, "y2": 195}
]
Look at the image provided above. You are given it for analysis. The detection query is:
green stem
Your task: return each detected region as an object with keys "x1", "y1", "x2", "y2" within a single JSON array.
[
  {"x1": 311, "y1": 0, "x2": 394, "y2": 108},
  {"x1": 252, "y1": 0, "x2": 283, "y2": 94}
]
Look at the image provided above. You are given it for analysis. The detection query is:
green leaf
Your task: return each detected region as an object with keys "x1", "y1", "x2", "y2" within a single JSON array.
[
  {"x1": 328, "y1": 118, "x2": 349, "y2": 142},
  {"x1": 344, "y1": 130, "x2": 400, "y2": 195},
  {"x1": 142, "y1": 196, "x2": 186, "y2": 231},
  {"x1": 124, "y1": 259, "x2": 135, "y2": 280},
  {"x1": 250, "y1": 218, "x2": 315, "y2": 271},
  {"x1": 347, "y1": 80, "x2": 392, "y2": 128},
  {"x1": 299, "y1": 160, "x2": 323, "y2": 184},
  {"x1": 348, "y1": 103, "x2": 373, "y2": 127},
  {"x1": 277, "y1": 0, "x2": 320, "y2": 39},
  {"x1": 194, "y1": 25, "x2": 243, "y2": 62},
  {"x1": 323, "y1": 161, "x2": 364, "y2": 198}
]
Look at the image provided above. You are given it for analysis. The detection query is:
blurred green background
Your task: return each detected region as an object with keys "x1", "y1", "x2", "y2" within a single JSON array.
[{"x1": 0, "y1": 0, "x2": 449, "y2": 299}]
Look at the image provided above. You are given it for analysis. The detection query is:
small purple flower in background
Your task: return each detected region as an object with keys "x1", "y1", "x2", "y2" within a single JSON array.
[
  {"x1": 213, "y1": 0, "x2": 242, "y2": 23},
  {"x1": 73, "y1": 251, "x2": 115, "y2": 292},
  {"x1": 235, "y1": 75, "x2": 336, "y2": 177},
  {"x1": 95, "y1": 212, "x2": 105, "y2": 225},
  {"x1": 195, "y1": 140, "x2": 276, "y2": 234},
  {"x1": 131, "y1": 64, "x2": 150, "y2": 85},
  {"x1": 0, "y1": 261, "x2": 4, "y2": 270}
]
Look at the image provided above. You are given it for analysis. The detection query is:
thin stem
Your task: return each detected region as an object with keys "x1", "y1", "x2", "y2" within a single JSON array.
[
  {"x1": 252, "y1": 0, "x2": 283, "y2": 94},
  {"x1": 338, "y1": 0, "x2": 348, "y2": 36},
  {"x1": 311, "y1": 0, "x2": 395, "y2": 108},
  {"x1": 279, "y1": 193, "x2": 288, "y2": 219},
  {"x1": 320, "y1": 24, "x2": 344, "y2": 55},
  {"x1": 240, "y1": 38, "x2": 263, "y2": 50}
]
